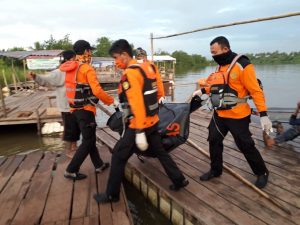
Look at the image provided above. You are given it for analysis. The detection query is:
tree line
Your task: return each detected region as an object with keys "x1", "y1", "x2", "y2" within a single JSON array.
[{"x1": 2, "y1": 35, "x2": 300, "y2": 68}]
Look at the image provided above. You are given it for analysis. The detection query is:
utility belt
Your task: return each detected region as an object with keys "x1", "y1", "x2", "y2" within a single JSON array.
[
  {"x1": 67, "y1": 83, "x2": 99, "y2": 108},
  {"x1": 210, "y1": 83, "x2": 248, "y2": 110},
  {"x1": 208, "y1": 54, "x2": 248, "y2": 110}
]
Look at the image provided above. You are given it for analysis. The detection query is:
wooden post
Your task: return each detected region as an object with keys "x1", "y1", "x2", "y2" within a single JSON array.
[
  {"x1": 2, "y1": 69, "x2": 8, "y2": 87},
  {"x1": 11, "y1": 59, "x2": 18, "y2": 93},
  {"x1": 23, "y1": 59, "x2": 26, "y2": 83},
  {"x1": 0, "y1": 82, "x2": 7, "y2": 118},
  {"x1": 150, "y1": 33, "x2": 154, "y2": 61},
  {"x1": 35, "y1": 103, "x2": 43, "y2": 135}
]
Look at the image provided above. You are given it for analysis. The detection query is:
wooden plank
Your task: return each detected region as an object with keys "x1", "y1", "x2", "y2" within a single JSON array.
[
  {"x1": 164, "y1": 152, "x2": 296, "y2": 224},
  {"x1": 187, "y1": 131, "x2": 300, "y2": 195},
  {"x1": 0, "y1": 151, "x2": 43, "y2": 225},
  {"x1": 129, "y1": 156, "x2": 266, "y2": 225},
  {"x1": 11, "y1": 152, "x2": 57, "y2": 225},
  {"x1": 177, "y1": 143, "x2": 300, "y2": 210},
  {"x1": 83, "y1": 215, "x2": 98, "y2": 225},
  {"x1": 0, "y1": 155, "x2": 25, "y2": 193},
  {"x1": 97, "y1": 147, "x2": 113, "y2": 225},
  {"x1": 40, "y1": 155, "x2": 73, "y2": 224},
  {"x1": 87, "y1": 166, "x2": 99, "y2": 217},
  {"x1": 127, "y1": 156, "x2": 233, "y2": 224},
  {"x1": 0, "y1": 156, "x2": 6, "y2": 167},
  {"x1": 71, "y1": 158, "x2": 92, "y2": 219},
  {"x1": 70, "y1": 217, "x2": 84, "y2": 225},
  {"x1": 112, "y1": 211, "x2": 131, "y2": 225}
]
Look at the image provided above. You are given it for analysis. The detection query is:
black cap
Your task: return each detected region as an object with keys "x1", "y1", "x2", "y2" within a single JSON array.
[
  {"x1": 62, "y1": 50, "x2": 76, "y2": 61},
  {"x1": 73, "y1": 40, "x2": 95, "y2": 55}
]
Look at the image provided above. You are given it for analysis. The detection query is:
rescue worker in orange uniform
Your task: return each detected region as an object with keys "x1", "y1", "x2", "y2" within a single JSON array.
[
  {"x1": 193, "y1": 36, "x2": 272, "y2": 188},
  {"x1": 135, "y1": 47, "x2": 165, "y2": 104},
  {"x1": 94, "y1": 39, "x2": 188, "y2": 203},
  {"x1": 60, "y1": 40, "x2": 118, "y2": 180}
]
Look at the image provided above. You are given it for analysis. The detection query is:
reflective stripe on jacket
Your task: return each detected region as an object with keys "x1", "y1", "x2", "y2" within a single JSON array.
[{"x1": 118, "y1": 59, "x2": 165, "y2": 129}]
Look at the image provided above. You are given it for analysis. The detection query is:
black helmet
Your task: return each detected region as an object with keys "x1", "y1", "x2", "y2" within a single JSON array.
[{"x1": 106, "y1": 108, "x2": 123, "y2": 135}]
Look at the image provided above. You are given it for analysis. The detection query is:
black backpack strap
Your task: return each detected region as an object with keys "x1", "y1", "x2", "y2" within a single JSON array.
[{"x1": 128, "y1": 64, "x2": 147, "y2": 80}]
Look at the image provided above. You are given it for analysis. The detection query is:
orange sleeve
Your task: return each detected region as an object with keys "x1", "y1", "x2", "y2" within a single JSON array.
[
  {"x1": 85, "y1": 66, "x2": 114, "y2": 106},
  {"x1": 241, "y1": 64, "x2": 267, "y2": 112},
  {"x1": 125, "y1": 69, "x2": 146, "y2": 129},
  {"x1": 155, "y1": 65, "x2": 165, "y2": 99}
]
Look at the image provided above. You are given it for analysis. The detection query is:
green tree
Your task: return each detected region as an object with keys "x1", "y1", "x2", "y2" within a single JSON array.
[
  {"x1": 33, "y1": 41, "x2": 43, "y2": 50},
  {"x1": 94, "y1": 37, "x2": 112, "y2": 57},
  {"x1": 7, "y1": 47, "x2": 25, "y2": 51},
  {"x1": 40, "y1": 34, "x2": 73, "y2": 50}
]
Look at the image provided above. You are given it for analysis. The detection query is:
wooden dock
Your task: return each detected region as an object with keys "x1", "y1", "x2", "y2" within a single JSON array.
[
  {"x1": 0, "y1": 89, "x2": 62, "y2": 128},
  {"x1": 0, "y1": 147, "x2": 133, "y2": 225},
  {"x1": 96, "y1": 109, "x2": 300, "y2": 225}
]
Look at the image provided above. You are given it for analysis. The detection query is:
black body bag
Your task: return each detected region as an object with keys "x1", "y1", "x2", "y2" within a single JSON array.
[{"x1": 107, "y1": 103, "x2": 193, "y2": 155}]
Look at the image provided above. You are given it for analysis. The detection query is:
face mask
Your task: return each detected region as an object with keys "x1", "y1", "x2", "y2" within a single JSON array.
[
  {"x1": 75, "y1": 50, "x2": 92, "y2": 64},
  {"x1": 115, "y1": 58, "x2": 127, "y2": 69},
  {"x1": 136, "y1": 59, "x2": 144, "y2": 64},
  {"x1": 212, "y1": 50, "x2": 235, "y2": 66}
]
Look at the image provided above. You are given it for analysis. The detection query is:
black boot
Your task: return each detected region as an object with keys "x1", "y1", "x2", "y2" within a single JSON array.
[
  {"x1": 94, "y1": 193, "x2": 119, "y2": 204},
  {"x1": 169, "y1": 179, "x2": 189, "y2": 191},
  {"x1": 255, "y1": 170, "x2": 269, "y2": 189},
  {"x1": 200, "y1": 170, "x2": 221, "y2": 181}
]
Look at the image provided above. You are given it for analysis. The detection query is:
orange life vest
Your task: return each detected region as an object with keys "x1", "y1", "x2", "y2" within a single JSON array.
[
  {"x1": 65, "y1": 64, "x2": 99, "y2": 108},
  {"x1": 119, "y1": 63, "x2": 159, "y2": 118},
  {"x1": 205, "y1": 55, "x2": 248, "y2": 110}
]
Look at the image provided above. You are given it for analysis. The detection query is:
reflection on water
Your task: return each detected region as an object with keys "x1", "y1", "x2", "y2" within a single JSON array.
[
  {"x1": 123, "y1": 180, "x2": 172, "y2": 225},
  {"x1": 0, "y1": 124, "x2": 64, "y2": 156}
]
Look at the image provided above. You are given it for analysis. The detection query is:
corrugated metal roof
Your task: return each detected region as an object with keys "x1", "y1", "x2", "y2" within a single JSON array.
[
  {"x1": 147, "y1": 55, "x2": 176, "y2": 62},
  {"x1": 92, "y1": 57, "x2": 114, "y2": 62},
  {"x1": 0, "y1": 50, "x2": 64, "y2": 59}
]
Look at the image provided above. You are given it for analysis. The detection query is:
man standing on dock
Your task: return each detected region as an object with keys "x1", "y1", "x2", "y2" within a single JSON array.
[
  {"x1": 28, "y1": 50, "x2": 79, "y2": 158},
  {"x1": 193, "y1": 36, "x2": 272, "y2": 188},
  {"x1": 135, "y1": 47, "x2": 165, "y2": 104},
  {"x1": 94, "y1": 39, "x2": 188, "y2": 203},
  {"x1": 60, "y1": 40, "x2": 118, "y2": 180}
]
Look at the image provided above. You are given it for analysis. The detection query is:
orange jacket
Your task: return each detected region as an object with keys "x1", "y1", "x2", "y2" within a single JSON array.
[
  {"x1": 60, "y1": 61, "x2": 113, "y2": 114},
  {"x1": 204, "y1": 57, "x2": 267, "y2": 119},
  {"x1": 118, "y1": 59, "x2": 164, "y2": 129}
]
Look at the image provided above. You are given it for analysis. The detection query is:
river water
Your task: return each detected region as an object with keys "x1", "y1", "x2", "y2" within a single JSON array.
[{"x1": 0, "y1": 64, "x2": 299, "y2": 225}]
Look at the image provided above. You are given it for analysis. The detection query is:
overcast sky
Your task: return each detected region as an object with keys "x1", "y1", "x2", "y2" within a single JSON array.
[{"x1": 0, "y1": 0, "x2": 299, "y2": 57}]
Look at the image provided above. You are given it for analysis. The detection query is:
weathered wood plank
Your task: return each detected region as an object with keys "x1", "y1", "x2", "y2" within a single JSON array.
[
  {"x1": 11, "y1": 152, "x2": 57, "y2": 225},
  {"x1": 112, "y1": 211, "x2": 131, "y2": 225},
  {"x1": 177, "y1": 143, "x2": 300, "y2": 210},
  {"x1": 0, "y1": 156, "x2": 6, "y2": 167},
  {"x1": 71, "y1": 158, "x2": 91, "y2": 220},
  {"x1": 128, "y1": 155, "x2": 234, "y2": 225},
  {"x1": 0, "y1": 151, "x2": 43, "y2": 225},
  {"x1": 40, "y1": 155, "x2": 73, "y2": 224},
  {"x1": 0, "y1": 154, "x2": 25, "y2": 193},
  {"x1": 97, "y1": 147, "x2": 114, "y2": 225}
]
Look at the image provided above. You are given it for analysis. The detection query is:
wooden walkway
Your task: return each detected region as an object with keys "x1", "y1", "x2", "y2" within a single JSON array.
[
  {"x1": 0, "y1": 147, "x2": 133, "y2": 225},
  {"x1": 0, "y1": 89, "x2": 62, "y2": 126},
  {"x1": 96, "y1": 109, "x2": 300, "y2": 225}
]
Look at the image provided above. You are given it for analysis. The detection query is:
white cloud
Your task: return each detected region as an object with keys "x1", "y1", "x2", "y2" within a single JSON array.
[
  {"x1": 0, "y1": 0, "x2": 300, "y2": 56},
  {"x1": 216, "y1": 7, "x2": 237, "y2": 14}
]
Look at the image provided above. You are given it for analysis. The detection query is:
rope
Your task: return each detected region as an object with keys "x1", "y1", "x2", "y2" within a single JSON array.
[{"x1": 153, "y1": 12, "x2": 300, "y2": 39}]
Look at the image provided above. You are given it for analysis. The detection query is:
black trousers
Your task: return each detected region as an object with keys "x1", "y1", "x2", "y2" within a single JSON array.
[
  {"x1": 208, "y1": 112, "x2": 267, "y2": 176},
  {"x1": 106, "y1": 124, "x2": 185, "y2": 198},
  {"x1": 66, "y1": 110, "x2": 103, "y2": 173},
  {"x1": 61, "y1": 112, "x2": 80, "y2": 142}
]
